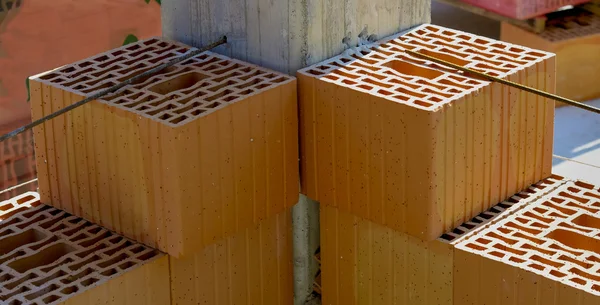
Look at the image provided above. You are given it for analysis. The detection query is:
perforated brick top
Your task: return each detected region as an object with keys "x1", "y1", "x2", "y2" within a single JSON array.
[
  {"x1": 456, "y1": 179, "x2": 600, "y2": 295},
  {"x1": 0, "y1": 192, "x2": 165, "y2": 305},
  {"x1": 439, "y1": 175, "x2": 566, "y2": 244},
  {"x1": 31, "y1": 37, "x2": 294, "y2": 127},
  {"x1": 298, "y1": 24, "x2": 554, "y2": 110},
  {"x1": 541, "y1": 10, "x2": 600, "y2": 42}
]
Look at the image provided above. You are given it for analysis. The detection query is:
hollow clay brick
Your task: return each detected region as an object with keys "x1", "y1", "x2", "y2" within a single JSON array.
[
  {"x1": 501, "y1": 10, "x2": 600, "y2": 103},
  {"x1": 169, "y1": 209, "x2": 293, "y2": 305},
  {"x1": 29, "y1": 37, "x2": 299, "y2": 257},
  {"x1": 0, "y1": 192, "x2": 170, "y2": 305},
  {"x1": 297, "y1": 24, "x2": 556, "y2": 241},
  {"x1": 0, "y1": 129, "x2": 37, "y2": 201},
  {"x1": 319, "y1": 175, "x2": 566, "y2": 305},
  {"x1": 460, "y1": 0, "x2": 589, "y2": 20},
  {"x1": 455, "y1": 179, "x2": 600, "y2": 304}
]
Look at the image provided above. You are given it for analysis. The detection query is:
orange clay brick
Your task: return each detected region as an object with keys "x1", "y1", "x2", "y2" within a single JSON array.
[
  {"x1": 455, "y1": 179, "x2": 600, "y2": 304},
  {"x1": 319, "y1": 175, "x2": 566, "y2": 305},
  {"x1": 0, "y1": 129, "x2": 37, "y2": 202},
  {"x1": 298, "y1": 24, "x2": 556, "y2": 241},
  {"x1": 29, "y1": 37, "x2": 299, "y2": 257},
  {"x1": 460, "y1": 0, "x2": 588, "y2": 20},
  {"x1": 0, "y1": 192, "x2": 170, "y2": 305},
  {"x1": 170, "y1": 209, "x2": 293, "y2": 305},
  {"x1": 501, "y1": 10, "x2": 600, "y2": 103}
]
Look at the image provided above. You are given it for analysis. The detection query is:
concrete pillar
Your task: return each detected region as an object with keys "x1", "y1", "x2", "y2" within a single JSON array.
[{"x1": 161, "y1": 1, "x2": 431, "y2": 304}]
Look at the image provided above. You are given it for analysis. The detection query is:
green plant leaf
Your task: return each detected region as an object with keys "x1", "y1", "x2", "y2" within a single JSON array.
[
  {"x1": 122, "y1": 34, "x2": 139, "y2": 46},
  {"x1": 25, "y1": 77, "x2": 30, "y2": 102},
  {"x1": 144, "y1": 0, "x2": 150, "y2": 3},
  {"x1": 154, "y1": 0, "x2": 161, "y2": 5}
]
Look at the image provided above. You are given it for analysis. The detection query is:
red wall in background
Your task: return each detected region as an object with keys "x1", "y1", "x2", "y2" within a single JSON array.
[{"x1": 0, "y1": 0, "x2": 161, "y2": 195}]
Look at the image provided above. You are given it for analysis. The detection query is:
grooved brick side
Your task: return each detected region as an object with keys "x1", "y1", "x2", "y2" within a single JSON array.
[
  {"x1": 0, "y1": 130, "x2": 37, "y2": 201},
  {"x1": 29, "y1": 37, "x2": 299, "y2": 257},
  {"x1": 319, "y1": 175, "x2": 566, "y2": 305},
  {"x1": 501, "y1": 10, "x2": 600, "y2": 102},
  {"x1": 455, "y1": 179, "x2": 600, "y2": 303},
  {"x1": 460, "y1": 0, "x2": 589, "y2": 20},
  {"x1": 298, "y1": 24, "x2": 556, "y2": 241},
  {"x1": 0, "y1": 192, "x2": 170, "y2": 305},
  {"x1": 170, "y1": 209, "x2": 293, "y2": 305}
]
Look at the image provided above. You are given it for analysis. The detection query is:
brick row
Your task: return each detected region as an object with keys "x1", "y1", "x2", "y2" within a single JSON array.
[
  {"x1": 298, "y1": 24, "x2": 556, "y2": 241},
  {"x1": 29, "y1": 37, "x2": 299, "y2": 257},
  {"x1": 319, "y1": 175, "x2": 566, "y2": 305},
  {"x1": 0, "y1": 192, "x2": 170, "y2": 305},
  {"x1": 455, "y1": 179, "x2": 600, "y2": 303}
]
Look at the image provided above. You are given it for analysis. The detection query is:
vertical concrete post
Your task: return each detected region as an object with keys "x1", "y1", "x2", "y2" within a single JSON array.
[{"x1": 161, "y1": 1, "x2": 431, "y2": 303}]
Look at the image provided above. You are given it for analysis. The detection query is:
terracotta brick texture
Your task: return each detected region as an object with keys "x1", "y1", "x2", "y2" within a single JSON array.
[
  {"x1": 460, "y1": 0, "x2": 589, "y2": 20},
  {"x1": 29, "y1": 37, "x2": 299, "y2": 257},
  {"x1": 170, "y1": 209, "x2": 293, "y2": 305},
  {"x1": 319, "y1": 175, "x2": 566, "y2": 305},
  {"x1": 0, "y1": 130, "x2": 37, "y2": 202},
  {"x1": 455, "y1": 179, "x2": 600, "y2": 304},
  {"x1": 501, "y1": 10, "x2": 600, "y2": 102},
  {"x1": 0, "y1": 192, "x2": 170, "y2": 305},
  {"x1": 298, "y1": 24, "x2": 556, "y2": 241}
]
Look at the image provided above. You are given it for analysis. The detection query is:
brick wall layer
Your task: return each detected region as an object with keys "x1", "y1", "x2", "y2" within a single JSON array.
[
  {"x1": 0, "y1": 129, "x2": 37, "y2": 201},
  {"x1": 455, "y1": 179, "x2": 600, "y2": 304},
  {"x1": 0, "y1": 192, "x2": 170, "y2": 305},
  {"x1": 319, "y1": 175, "x2": 565, "y2": 305},
  {"x1": 501, "y1": 10, "x2": 600, "y2": 102},
  {"x1": 459, "y1": 0, "x2": 589, "y2": 20},
  {"x1": 298, "y1": 23, "x2": 556, "y2": 241},
  {"x1": 170, "y1": 208, "x2": 293, "y2": 305},
  {"x1": 29, "y1": 37, "x2": 299, "y2": 257}
]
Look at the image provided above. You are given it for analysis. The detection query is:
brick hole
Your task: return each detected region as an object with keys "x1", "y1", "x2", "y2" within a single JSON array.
[
  {"x1": 42, "y1": 295, "x2": 62, "y2": 304},
  {"x1": 75, "y1": 243, "x2": 107, "y2": 259},
  {"x1": 533, "y1": 207, "x2": 548, "y2": 214},
  {"x1": 100, "y1": 268, "x2": 118, "y2": 277},
  {"x1": 504, "y1": 63, "x2": 518, "y2": 69},
  {"x1": 462, "y1": 223, "x2": 476, "y2": 229},
  {"x1": 402, "y1": 39, "x2": 436, "y2": 49},
  {"x1": 59, "y1": 286, "x2": 79, "y2": 296},
  {"x1": 31, "y1": 270, "x2": 66, "y2": 286},
  {"x1": 471, "y1": 218, "x2": 483, "y2": 224},
  {"x1": 363, "y1": 78, "x2": 392, "y2": 89},
  {"x1": 192, "y1": 57, "x2": 221, "y2": 69},
  {"x1": 522, "y1": 56, "x2": 537, "y2": 61},
  {"x1": 4, "y1": 272, "x2": 38, "y2": 290},
  {"x1": 148, "y1": 72, "x2": 210, "y2": 95},
  {"x1": 222, "y1": 95, "x2": 239, "y2": 102},
  {"x1": 62, "y1": 223, "x2": 89, "y2": 237},
  {"x1": 488, "y1": 232, "x2": 518, "y2": 245},
  {"x1": 566, "y1": 201, "x2": 598, "y2": 215},
  {"x1": 0, "y1": 203, "x2": 14, "y2": 211},
  {"x1": 425, "y1": 33, "x2": 454, "y2": 43},
  {"x1": 103, "y1": 240, "x2": 134, "y2": 256},
  {"x1": 489, "y1": 251, "x2": 505, "y2": 258},
  {"x1": 190, "y1": 109, "x2": 206, "y2": 116},
  {"x1": 547, "y1": 228, "x2": 600, "y2": 255},
  {"x1": 332, "y1": 70, "x2": 360, "y2": 79},
  {"x1": 356, "y1": 84, "x2": 373, "y2": 91},
  {"x1": 498, "y1": 202, "x2": 513, "y2": 209},
  {"x1": 340, "y1": 79, "x2": 356, "y2": 86},
  {"x1": 0, "y1": 228, "x2": 47, "y2": 256},
  {"x1": 59, "y1": 67, "x2": 76, "y2": 74},
  {"x1": 170, "y1": 116, "x2": 189, "y2": 124},
  {"x1": 173, "y1": 101, "x2": 203, "y2": 115},
  {"x1": 126, "y1": 44, "x2": 142, "y2": 51},
  {"x1": 0, "y1": 286, "x2": 30, "y2": 301},
  {"x1": 80, "y1": 277, "x2": 100, "y2": 287},
  {"x1": 493, "y1": 243, "x2": 527, "y2": 256},
  {"x1": 479, "y1": 212, "x2": 494, "y2": 220},
  {"x1": 0, "y1": 206, "x2": 29, "y2": 221},
  {"x1": 129, "y1": 46, "x2": 160, "y2": 58},
  {"x1": 530, "y1": 221, "x2": 550, "y2": 229},
  {"x1": 510, "y1": 257, "x2": 525, "y2": 263},
  {"x1": 78, "y1": 61, "x2": 93, "y2": 68},
  {"x1": 349, "y1": 54, "x2": 377, "y2": 65},
  {"x1": 440, "y1": 233, "x2": 455, "y2": 241},
  {"x1": 148, "y1": 52, "x2": 178, "y2": 65},
  {"x1": 415, "y1": 29, "x2": 427, "y2": 35},
  {"x1": 23, "y1": 284, "x2": 59, "y2": 300},
  {"x1": 587, "y1": 255, "x2": 600, "y2": 263},
  {"x1": 559, "y1": 255, "x2": 592, "y2": 269},
  {"x1": 38, "y1": 73, "x2": 60, "y2": 81},
  {"x1": 476, "y1": 238, "x2": 492, "y2": 245},
  {"x1": 586, "y1": 192, "x2": 600, "y2": 202},
  {"x1": 123, "y1": 54, "x2": 153, "y2": 66},
  {"x1": 558, "y1": 222, "x2": 592, "y2": 234},
  {"x1": 119, "y1": 261, "x2": 136, "y2": 270},
  {"x1": 0, "y1": 273, "x2": 14, "y2": 282},
  {"x1": 378, "y1": 89, "x2": 393, "y2": 96},
  {"x1": 80, "y1": 81, "x2": 118, "y2": 94},
  {"x1": 472, "y1": 55, "x2": 504, "y2": 66},
  {"x1": 571, "y1": 213, "x2": 600, "y2": 231},
  {"x1": 82, "y1": 75, "x2": 116, "y2": 87},
  {"x1": 569, "y1": 267, "x2": 600, "y2": 282},
  {"x1": 382, "y1": 59, "x2": 444, "y2": 80},
  {"x1": 78, "y1": 231, "x2": 111, "y2": 247},
  {"x1": 212, "y1": 63, "x2": 243, "y2": 76},
  {"x1": 29, "y1": 236, "x2": 59, "y2": 251},
  {"x1": 473, "y1": 63, "x2": 509, "y2": 73},
  {"x1": 473, "y1": 38, "x2": 491, "y2": 45},
  {"x1": 158, "y1": 113, "x2": 173, "y2": 121},
  {"x1": 575, "y1": 181, "x2": 595, "y2": 190},
  {"x1": 69, "y1": 255, "x2": 101, "y2": 271},
  {"x1": 9, "y1": 243, "x2": 76, "y2": 273},
  {"x1": 515, "y1": 232, "x2": 545, "y2": 245},
  {"x1": 137, "y1": 249, "x2": 159, "y2": 261},
  {"x1": 236, "y1": 77, "x2": 265, "y2": 90},
  {"x1": 414, "y1": 100, "x2": 433, "y2": 107},
  {"x1": 112, "y1": 50, "x2": 125, "y2": 56},
  {"x1": 254, "y1": 83, "x2": 271, "y2": 90},
  {"x1": 96, "y1": 57, "x2": 126, "y2": 69},
  {"x1": 526, "y1": 51, "x2": 546, "y2": 58},
  {"x1": 528, "y1": 263, "x2": 545, "y2": 271},
  {"x1": 530, "y1": 255, "x2": 564, "y2": 269},
  {"x1": 542, "y1": 201, "x2": 575, "y2": 215},
  {"x1": 350, "y1": 61, "x2": 380, "y2": 72},
  {"x1": 392, "y1": 95, "x2": 410, "y2": 101},
  {"x1": 505, "y1": 221, "x2": 542, "y2": 235},
  {"x1": 521, "y1": 243, "x2": 555, "y2": 256},
  {"x1": 561, "y1": 192, "x2": 591, "y2": 204},
  {"x1": 92, "y1": 55, "x2": 110, "y2": 62},
  {"x1": 98, "y1": 253, "x2": 130, "y2": 269},
  {"x1": 208, "y1": 80, "x2": 238, "y2": 92}
]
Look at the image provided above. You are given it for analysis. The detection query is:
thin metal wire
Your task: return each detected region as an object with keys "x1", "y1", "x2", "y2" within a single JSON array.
[
  {"x1": 0, "y1": 178, "x2": 38, "y2": 195},
  {"x1": 0, "y1": 36, "x2": 228, "y2": 143},
  {"x1": 553, "y1": 154, "x2": 600, "y2": 170},
  {"x1": 405, "y1": 49, "x2": 600, "y2": 115}
]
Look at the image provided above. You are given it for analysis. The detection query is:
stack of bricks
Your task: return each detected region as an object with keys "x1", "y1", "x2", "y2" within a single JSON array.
[
  {"x1": 459, "y1": 0, "x2": 589, "y2": 20},
  {"x1": 24, "y1": 37, "x2": 299, "y2": 304},
  {"x1": 501, "y1": 8, "x2": 600, "y2": 102},
  {"x1": 297, "y1": 24, "x2": 559, "y2": 304}
]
